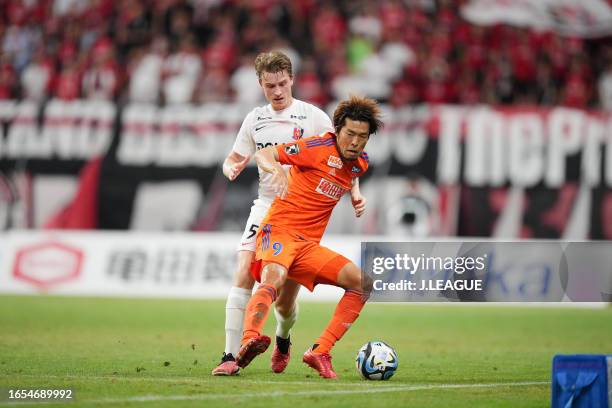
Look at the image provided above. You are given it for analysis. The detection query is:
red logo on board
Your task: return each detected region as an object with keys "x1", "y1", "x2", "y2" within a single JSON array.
[{"x1": 12, "y1": 241, "x2": 83, "y2": 290}]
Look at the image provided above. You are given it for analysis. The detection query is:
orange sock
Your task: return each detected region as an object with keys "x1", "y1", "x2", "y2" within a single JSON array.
[
  {"x1": 242, "y1": 284, "x2": 277, "y2": 344},
  {"x1": 314, "y1": 290, "x2": 367, "y2": 354}
]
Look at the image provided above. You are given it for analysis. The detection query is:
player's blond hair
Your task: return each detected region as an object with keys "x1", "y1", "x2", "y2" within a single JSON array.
[
  {"x1": 254, "y1": 51, "x2": 293, "y2": 79},
  {"x1": 333, "y1": 95, "x2": 383, "y2": 135}
]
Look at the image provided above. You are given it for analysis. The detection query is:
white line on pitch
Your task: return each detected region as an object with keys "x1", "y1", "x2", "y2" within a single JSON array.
[
  {"x1": 0, "y1": 381, "x2": 550, "y2": 406},
  {"x1": 3, "y1": 374, "x2": 390, "y2": 387}
]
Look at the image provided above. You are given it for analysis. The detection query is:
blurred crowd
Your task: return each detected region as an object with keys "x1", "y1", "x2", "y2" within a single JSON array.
[{"x1": 2, "y1": 0, "x2": 612, "y2": 110}]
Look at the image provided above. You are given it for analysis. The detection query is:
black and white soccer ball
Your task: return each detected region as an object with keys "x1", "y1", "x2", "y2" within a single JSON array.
[{"x1": 356, "y1": 341, "x2": 398, "y2": 380}]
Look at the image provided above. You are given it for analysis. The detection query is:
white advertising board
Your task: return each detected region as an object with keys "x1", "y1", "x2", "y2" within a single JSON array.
[{"x1": 0, "y1": 231, "x2": 357, "y2": 301}]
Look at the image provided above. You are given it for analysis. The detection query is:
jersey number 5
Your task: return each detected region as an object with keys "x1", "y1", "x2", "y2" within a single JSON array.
[{"x1": 246, "y1": 224, "x2": 259, "y2": 239}]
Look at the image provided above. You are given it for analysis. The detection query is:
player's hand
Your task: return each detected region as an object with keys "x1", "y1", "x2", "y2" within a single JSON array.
[
  {"x1": 271, "y1": 167, "x2": 289, "y2": 200},
  {"x1": 226, "y1": 155, "x2": 250, "y2": 181},
  {"x1": 351, "y1": 193, "x2": 367, "y2": 218}
]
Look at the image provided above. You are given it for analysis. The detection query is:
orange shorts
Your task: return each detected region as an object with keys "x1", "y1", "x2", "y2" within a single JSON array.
[{"x1": 251, "y1": 224, "x2": 351, "y2": 291}]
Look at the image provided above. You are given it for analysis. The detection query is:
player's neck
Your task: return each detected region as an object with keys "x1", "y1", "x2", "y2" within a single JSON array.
[{"x1": 271, "y1": 97, "x2": 294, "y2": 113}]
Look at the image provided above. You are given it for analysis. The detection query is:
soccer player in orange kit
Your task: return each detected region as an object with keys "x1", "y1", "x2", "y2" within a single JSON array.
[
  {"x1": 213, "y1": 51, "x2": 367, "y2": 376},
  {"x1": 234, "y1": 96, "x2": 383, "y2": 379}
]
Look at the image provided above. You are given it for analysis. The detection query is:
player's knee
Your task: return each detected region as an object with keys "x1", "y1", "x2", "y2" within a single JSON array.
[
  {"x1": 261, "y1": 263, "x2": 288, "y2": 290},
  {"x1": 339, "y1": 262, "x2": 369, "y2": 292},
  {"x1": 274, "y1": 301, "x2": 295, "y2": 318},
  {"x1": 233, "y1": 261, "x2": 255, "y2": 289},
  {"x1": 234, "y1": 272, "x2": 255, "y2": 289}
]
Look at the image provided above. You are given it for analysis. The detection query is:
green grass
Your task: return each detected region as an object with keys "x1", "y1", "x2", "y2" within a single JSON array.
[{"x1": 0, "y1": 296, "x2": 611, "y2": 407}]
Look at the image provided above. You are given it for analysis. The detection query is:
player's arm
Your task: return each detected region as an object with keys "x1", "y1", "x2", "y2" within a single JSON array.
[
  {"x1": 254, "y1": 146, "x2": 288, "y2": 199},
  {"x1": 222, "y1": 151, "x2": 250, "y2": 181},
  {"x1": 225, "y1": 110, "x2": 256, "y2": 181},
  {"x1": 350, "y1": 178, "x2": 367, "y2": 218}
]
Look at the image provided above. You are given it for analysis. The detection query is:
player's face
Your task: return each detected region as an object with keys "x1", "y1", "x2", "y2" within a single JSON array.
[
  {"x1": 260, "y1": 70, "x2": 294, "y2": 111},
  {"x1": 336, "y1": 119, "x2": 370, "y2": 161}
]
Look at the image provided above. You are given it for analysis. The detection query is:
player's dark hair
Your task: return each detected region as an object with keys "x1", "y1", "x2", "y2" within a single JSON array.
[
  {"x1": 255, "y1": 51, "x2": 293, "y2": 79},
  {"x1": 333, "y1": 95, "x2": 383, "y2": 135}
]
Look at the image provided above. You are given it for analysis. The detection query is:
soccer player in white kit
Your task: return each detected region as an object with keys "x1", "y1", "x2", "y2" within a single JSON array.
[{"x1": 212, "y1": 51, "x2": 366, "y2": 376}]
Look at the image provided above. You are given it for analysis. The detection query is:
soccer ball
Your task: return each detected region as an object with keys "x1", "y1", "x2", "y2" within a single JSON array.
[{"x1": 355, "y1": 341, "x2": 398, "y2": 380}]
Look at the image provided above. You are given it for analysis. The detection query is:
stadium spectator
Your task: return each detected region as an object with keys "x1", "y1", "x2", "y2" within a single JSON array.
[
  {"x1": 1, "y1": 0, "x2": 612, "y2": 108},
  {"x1": 294, "y1": 56, "x2": 327, "y2": 107},
  {"x1": 599, "y1": 62, "x2": 612, "y2": 111},
  {"x1": 128, "y1": 36, "x2": 167, "y2": 104},
  {"x1": 20, "y1": 47, "x2": 54, "y2": 102},
  {"x1": 534, "y1": 59, "x2": 557, "y2": 106},
  {"x1": 0, "y1": 55, "x2": 18, "y2": 100},
  {"x1": 82, "y1": 38, "x2": 120, "y2": 101},
  {"x1": 560, "y1": 57, "x2": 591, "y2": 109},
  {"x1": 162, "y1": 34, "x2": 201, "y2": 104},
  {"x1": 2, "y1": 23, "x2": 39, "y2": 73},
  {"x1": 311, "y1": 3, "x2": 346, "y2": 54},
  {"x1": 114, "y1": 0, "x2": 152, "y2": 59},
  {"x1": 196, "y1": 64, "x2": 231, "y2": 103},
  {"x1": 230, "y1": 54, "x2": 263, "y2": 105},
  {"x1": 389, "y1": 79, "x2": 419, "y2": 108},
  {"x1": 53, "y1": 61, "x2": 81, "y2": 101}
]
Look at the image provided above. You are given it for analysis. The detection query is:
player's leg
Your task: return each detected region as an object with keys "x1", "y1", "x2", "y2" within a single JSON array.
[
  {"x1": 271, "y1": 279, "x2": 300, "y2": 373},
  {"x1": 212, "y1": 203, "x2": 264, "y2": 376},
  {"x1": 293, "y1": 246, "x2": 371, "y2": 378},
  {"x1": 312, "y1": 261, "x2": 372, "y2": 355},
  {"x1": 236, "y1": 261, "x2": 288, "y2": 368},
  {"x1": 211, "y1": 250, "x2": 255, "y2": 376},
  {"x1": 226, "y1": 250, "x2": 256, "y2": 352}
]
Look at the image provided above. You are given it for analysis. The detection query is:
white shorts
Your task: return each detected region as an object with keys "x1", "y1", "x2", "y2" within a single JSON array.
[{"x1": 236, "y1": 198, "x2": 272, "y2": 252}]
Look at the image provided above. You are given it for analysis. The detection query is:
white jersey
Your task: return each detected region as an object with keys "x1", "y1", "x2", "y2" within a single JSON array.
[{"x1": 232, "y1": 98, "x2": 334, "y2": 203}]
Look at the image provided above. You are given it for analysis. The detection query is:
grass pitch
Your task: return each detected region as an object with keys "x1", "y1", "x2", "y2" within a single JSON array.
[{"x1": 1, "y1": 296, "x2": 611, "y2": 407}]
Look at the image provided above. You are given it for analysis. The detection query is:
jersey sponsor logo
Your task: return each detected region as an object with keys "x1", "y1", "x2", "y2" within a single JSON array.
[
  {"x1": 255, "y1": 125, "x2": 267, "y2": 132},
  {"x1": 351, "y1": 166, "x2": 361, "y2": 173},
  {"x1": 290, "y1": 114, "x2": 307, "y2": 120},
  {"x1": 315, "y1": 178, "x2": 346, "y2": 200},
  {"x1": 293, "y1": 126, "x2": 304, "y2": 140},
  {"x1": 285, "y1": 143, "x2": 300, "y2": 155},
  {"x1": 256, "y1": 142, "x2": 279, "y2": 150},
  {"x1": 327, "y1": 155, "x2": 343, "y2": 169}
]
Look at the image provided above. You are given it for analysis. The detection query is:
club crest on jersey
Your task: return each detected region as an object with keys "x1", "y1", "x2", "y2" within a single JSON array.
[
  {"x1": 285, "y1": 143, "x2": 300, "y2": 155},
  {"x1": 293, "y1": 126, "x2": 304, "y2": 140},
  {"x1": 351, "y1": 166, "x2": 361, "y2": 173},
  {"x1": 315, "y1": 178, "x2": 346, "y2": 200},
  {"x1": 327, "y1": 155, "x2": 343, "y2": 169}
]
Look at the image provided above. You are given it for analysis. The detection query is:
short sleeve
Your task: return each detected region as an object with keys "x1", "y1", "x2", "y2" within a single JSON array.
[
  {"x1": 231, "y1": 110, "x2": 256, "y2": 157},
  {"x1": 348, "y1": 152, "x2": 369, "y2": 178},
  {"x1": 357, "y1": 152, "x2": 370, "y2": 176},
  {"x1": 310, "y1": 105, "x2": 334, "y2": 135},
  {"x1": 276, "y1": 135, "x2": 328, "y2": 168}
]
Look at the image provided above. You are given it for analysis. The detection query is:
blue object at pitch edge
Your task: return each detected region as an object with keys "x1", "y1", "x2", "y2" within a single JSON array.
[{"x1": 551, "y1": 354, "x2": 612, "y2": 408}]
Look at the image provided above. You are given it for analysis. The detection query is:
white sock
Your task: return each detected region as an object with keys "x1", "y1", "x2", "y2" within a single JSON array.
[
  {"x1": 274, "y1": 302, "x2": 299, "y2": 339},
  {"x1": 224, "y1": 286, "x2": 252, "y2": 356}
]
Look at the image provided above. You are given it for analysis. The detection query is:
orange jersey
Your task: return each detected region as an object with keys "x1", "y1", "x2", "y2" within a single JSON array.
[{"x1": 260, "y1": 133, "x2": 369, "y2": 242}]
